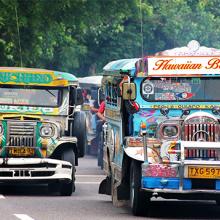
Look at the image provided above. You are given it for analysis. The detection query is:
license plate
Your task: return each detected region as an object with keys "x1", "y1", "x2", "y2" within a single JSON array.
[
  {"x1": 188, "y1": 166, "x2": 220, "y2": 179},
  {"x1": 8, "y1": 147, "x2": 35, "y2": 157}
]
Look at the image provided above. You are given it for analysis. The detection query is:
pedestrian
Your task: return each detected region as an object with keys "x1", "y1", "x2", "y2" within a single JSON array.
[
  {"x1": 96, "y1": 99, "x2": 105, "y2": 168},
  {"x1": 96, "y1": 100, "x2": 105, "y2": 122}
]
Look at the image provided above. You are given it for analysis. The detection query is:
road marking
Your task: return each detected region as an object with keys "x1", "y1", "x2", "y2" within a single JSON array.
[
  {"x1": 0, "y1": 194, "x2": 5, "y2": 199},
  {"x1": 14, "y1": 214, "x2": 35, "y2": 220},
  {"x1": 76, "y1": 175, "x2": 105, "y2": 177},
  {"x1": 75, "y1": 182, "x2": 100, "y2": 184},
  {"x1": 76, "y1": 174, "x2": 105, "y2": 184}
]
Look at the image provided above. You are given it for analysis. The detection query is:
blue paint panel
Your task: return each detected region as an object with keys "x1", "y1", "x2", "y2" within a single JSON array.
[
  {"x1": 132, "y1": 77, "x2": 220, "y2": 135},
  {"x1": 103, "y1": 58, "x2": 139, "y2": 73},
  {"x1": 182, "y1": 179, "x2": 191, "y2": 190},
  {"x1": 142, "y1": 177, "x2": 191, "y2": 190},
  {"x1": 132, "y1": 108, "x2": 220, "y2": 135},
  {"x1": 215, "y1": 180, "x2": 220, "y2": 190}
]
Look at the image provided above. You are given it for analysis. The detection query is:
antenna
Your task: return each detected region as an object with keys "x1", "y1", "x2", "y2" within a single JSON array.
[
  {"x1": 15, "y1": 5, "x2": 23, "y2": 67},
  {"x1": 139, "y1": 0, "x2": 144, "y2": 57}
]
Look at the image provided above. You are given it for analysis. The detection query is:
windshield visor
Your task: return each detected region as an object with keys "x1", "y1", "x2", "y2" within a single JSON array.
[
  {"x1": 0, "y1": 86, "x2": 62, "y2": 107},
  {"x1": 141, "y1": 77, "x2": 220, "y2": 102}
]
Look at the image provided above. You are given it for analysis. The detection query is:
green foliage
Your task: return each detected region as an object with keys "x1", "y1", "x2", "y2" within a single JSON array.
[{"x1": 0, "y1": 0, "x2": 220, "y2": 76}]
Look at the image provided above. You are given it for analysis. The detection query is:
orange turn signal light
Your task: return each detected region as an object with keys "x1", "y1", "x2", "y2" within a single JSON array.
[{"x1": 141, "y1": 122, "x2": 147, "y2": 129}]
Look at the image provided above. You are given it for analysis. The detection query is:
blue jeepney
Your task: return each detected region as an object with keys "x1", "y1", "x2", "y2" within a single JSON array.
[{"x1": 99, "y1": 41, "x2": 220, "y2": 215}]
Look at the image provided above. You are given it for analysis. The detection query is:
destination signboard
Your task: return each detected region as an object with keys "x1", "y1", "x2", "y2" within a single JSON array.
[
  {"x1": 0, "y1": 69, "x2": 68, "y2": 86},
  {"x1": 147, "y1": 56, "x2": 220, "y2": 76}
]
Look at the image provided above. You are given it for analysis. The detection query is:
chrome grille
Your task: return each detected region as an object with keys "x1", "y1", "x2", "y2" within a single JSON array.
[
  {"x1": 184, "y1": 123, "x2": 218, "y2": 142},
  {"x1": 184, "y1": 123, "x2": 219, "y2": 159},
  {"x1": 7, "y1": 121, "x2": 36, "y2": 147}
]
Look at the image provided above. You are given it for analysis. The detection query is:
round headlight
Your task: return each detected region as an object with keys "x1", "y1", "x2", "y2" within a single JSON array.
[
  {"x1": 40, "y1": 125, "x2": 54, "y2": 137},
  {"x1": 162, "y1": 126, "x2": 178, "y2": 137}
]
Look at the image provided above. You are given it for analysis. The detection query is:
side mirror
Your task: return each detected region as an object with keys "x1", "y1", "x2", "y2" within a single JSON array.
[
  {"x1": 72, "y1": 87, "x2": 84, "y2": 105},
  {"x1": 122, "y1": 82, "x2": 136, "y2": 100}
]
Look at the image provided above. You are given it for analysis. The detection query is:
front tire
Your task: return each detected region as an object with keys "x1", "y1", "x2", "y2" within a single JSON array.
[
  {"x1": 72, "y1": 111, "x2": 87, "y2": 157},
  {"x1": 60, "y1": 149, "x2": 76, "y2": 196},
  {"x1": 130, "y1": 160, "x2": 150, "y2": 216}
]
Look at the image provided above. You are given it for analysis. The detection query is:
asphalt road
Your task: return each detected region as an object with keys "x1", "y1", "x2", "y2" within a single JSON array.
[{"x1": 1, "y1": 155, "x2": 220, "y2": 220}]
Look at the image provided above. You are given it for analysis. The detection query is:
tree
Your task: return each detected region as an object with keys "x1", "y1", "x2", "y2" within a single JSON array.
[{"x1": 1, "y1": 0, "x2": 220, "y2": 76}]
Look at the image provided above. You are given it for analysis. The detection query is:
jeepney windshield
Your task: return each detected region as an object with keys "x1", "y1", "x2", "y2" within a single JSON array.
[
  {"x1": 142, "y1": 77, "x2": 220, "y2": 102},
  {"x1": 0, "y1": 86, "x2": 62, "y2": 107}
]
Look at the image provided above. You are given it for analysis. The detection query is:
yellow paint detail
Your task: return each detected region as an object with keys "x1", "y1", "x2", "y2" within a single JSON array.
[
  {"x1": 0, "y1": 114, "x2": 43, "y2": 120},
  {"x1": 0, "y1": 108, "x2": 60, "y2": 116},
  {"x1": 169, "y1": 141, "x2": 176, "y2": 150},
  {"x1": 136, "y1": 71, "x2": 146, "y2": 77},
  {"x1": 153, "y1": 144, "x2": 161, "y2": 148},
  {"x1": 53, "y1": 109, "x2": 59, "y2": 114},
  {"x1": 151, "y1": 104, "x2": 220, "y2": 109},
  {"x1": 41, "y1": 139, "x2": 48, "y2": 149},
  {"x1": 0, "y1": 69, "x2": 52, "y2": 73},
  {"x1": 41, "y1": 149, "x2": 47, "y2": 157},
  {"x1": 52, "y1": 78, "x2": 69, "y2": 86},
  {"x1": 105, "y1": 108, "x2": 120, "y2": 119}
]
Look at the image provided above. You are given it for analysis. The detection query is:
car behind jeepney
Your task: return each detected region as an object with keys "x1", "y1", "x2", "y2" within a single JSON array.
[
  {"x1": 78, "y1": 75, "x2": 103, "y2": 156},
  {"x1": 99, "y1": 41, "x2": 220, "y2": 215},
  {"x1": 0, "y1": 67, "x2": 86, "y2": 196}
]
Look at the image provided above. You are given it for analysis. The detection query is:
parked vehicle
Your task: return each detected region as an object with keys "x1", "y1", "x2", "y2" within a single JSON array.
[
  {"x1": 78, "y1": 76, "x2": 103, "y2": 156},
  {"x1": 0, "y1": 67, "x2": 86, "y2": 196},
  {"x1": 99, "y1": 40, "x2": 220, "y2": 215}
]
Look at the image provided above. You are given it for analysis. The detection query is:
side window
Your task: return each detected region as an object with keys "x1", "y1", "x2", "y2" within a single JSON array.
[
  {"x1": 106, "y1": 82, "x2": 119, "y2": 107},
  {"x1": 112, "y1": 85, "x2": 117, "y2": 106},
  {"x1": 106, "y1": 82, "x2": 111, "y2": 104}
]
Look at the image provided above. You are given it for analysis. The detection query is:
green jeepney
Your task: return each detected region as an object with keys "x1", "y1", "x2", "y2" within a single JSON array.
[{"x1": 0, "y1": 67, "x2": 86, "y2": 196}]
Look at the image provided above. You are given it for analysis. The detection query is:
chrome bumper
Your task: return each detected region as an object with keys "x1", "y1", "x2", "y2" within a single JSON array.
[
  {"x1": 141, "y1": 187, "x2": 220, "y2": 200},
  {"x1": 142, "y1": 141, "x2": 220, "y2": 198},
  {"x1": 0, "y1": 158, "x2": 72, "y2": 181}
]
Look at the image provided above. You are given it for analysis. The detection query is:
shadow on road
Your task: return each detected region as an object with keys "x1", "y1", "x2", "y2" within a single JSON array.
[
  {"x1": 0, "y1": 184, "x2": 56, "y2": 196},
  {"x1": 123, "y1": 199, "x2": 220, "y2": 219}
]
